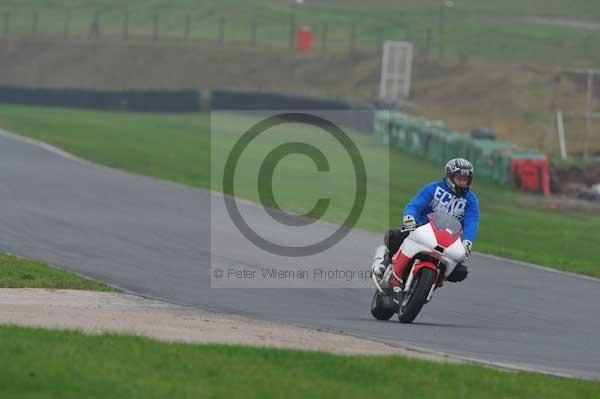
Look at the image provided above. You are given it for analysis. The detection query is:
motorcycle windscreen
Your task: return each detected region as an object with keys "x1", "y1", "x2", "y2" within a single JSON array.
[{"x1": 427, "y1": 212, "x2": 463, "y2": 247}]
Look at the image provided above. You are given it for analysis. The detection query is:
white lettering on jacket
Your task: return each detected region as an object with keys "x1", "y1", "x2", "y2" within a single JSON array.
[{"x1": 430, "y1": 187, "x2": 467, "y2": 220}]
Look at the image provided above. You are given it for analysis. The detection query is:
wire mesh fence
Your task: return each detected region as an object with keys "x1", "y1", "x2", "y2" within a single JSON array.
[
  {"x1": 1, "y1": 3, "x2": 600, "y2": 156},
  {"x1": 0, "y1": 8, "x2": 391, "y2": 51},
  {"x1": 0, "y1": 4, "x2": 597, "y2": 64}
]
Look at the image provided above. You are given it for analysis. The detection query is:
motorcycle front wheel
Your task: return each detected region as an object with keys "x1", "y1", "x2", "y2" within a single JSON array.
[
  {"x1": 398, "y1": 268, "x2": 436, "y2": 324},
  {"x1": 370, "y1": 289, "x2": 397, "y2": 321}
]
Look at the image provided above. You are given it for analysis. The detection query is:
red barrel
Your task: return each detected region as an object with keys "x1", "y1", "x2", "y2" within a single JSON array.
[
  {"x1": 511, "y1": 159, "x2": 550, "y2": 196},
  {"x1": 296, "y1": 27, "x2": 312, "y2": 53}
]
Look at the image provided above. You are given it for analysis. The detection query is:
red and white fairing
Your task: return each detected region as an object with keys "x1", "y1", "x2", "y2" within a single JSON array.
[
  {"x1": 391, "y1": 213, "x2": 465, "y2": 293},
  {"x1": 396, "y1": 223, "x2": 464, "y2": 274}
]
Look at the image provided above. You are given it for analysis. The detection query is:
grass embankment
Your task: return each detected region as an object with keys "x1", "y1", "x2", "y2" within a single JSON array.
[
  {"x1": 1, "y1": 0, "x2": 599, "y2": 66},
  {"x1": 1, "y1": 326, "x2": 598, "y2": 398},
  {"x1": 0, "y1": 251, "x2": 114, "y2": 291},
  {"x1": 0, "y1": 105, "x2": 598, "y2": 276}
]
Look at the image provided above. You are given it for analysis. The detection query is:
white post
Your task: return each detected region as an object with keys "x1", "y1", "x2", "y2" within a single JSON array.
[
  {"x1": 378, "y1": 41, "x2": 413, "y2": 103},
  {"x1": 557, "y1": 110, "x2": 567, "y2": 160},
  {"x1": 584, "y1": 70, "x2": 593, "y2": 160},
  {"x1": 403, "y1": 43, "x2": 413, "y2": 98},
  {"x1": 379, "y1": 42, "x2": 391, "y2": 102}
]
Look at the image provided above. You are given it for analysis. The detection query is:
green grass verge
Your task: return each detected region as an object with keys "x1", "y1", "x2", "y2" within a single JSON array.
[
  {"x1": 1, "y1": 0, "x2": 600, "y2": 66},
  {"x1": 1, "y1": 325, "x2": 599, "y2": 398},
  {"x1": 0, "y1": 251, "x2": 114, "y2": 291},
  {"x1": 0, "y1": 105, "x2": 599, "y2": 277}
]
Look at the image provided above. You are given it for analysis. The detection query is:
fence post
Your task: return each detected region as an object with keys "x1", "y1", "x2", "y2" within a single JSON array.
[
  {"x1": 63, "y1": 10, "x2": 71, "y2": 39},
  {"x1": 376, "y1": 28, "x2": 384, "y2": 53},
  {"x1": 152, "y1": 13, "x2": 159, "y2": 42},
  {"x1": 218, "y1": 17, "x2": 225, "y2": 46},
  {"x1": 122, "y1": 11, "x2": 129, "y2": 40},
  {"x1": 437, "y1": 4, "x2": 446, "y2": 60},
  {"x1": 405, "y1": 27, "x2": 413, "y2": 46},
  {"x1": 424, "y1": 28, "x2": 432, "y2": 60},
  {"x1": 184, "y1": 13, "x2": 191, "y2": 44},
  {"x1": 584, "y1": 71, "x2": 593, "y2": 160},
  {"x1": 32, "y1": 11, "x2": 38, "y2": 37},
  {"x1": 321, "y1": 22, "x2": 328, "y2": 52},
  {"x1": 2, "y1": 11, "x2": 10, "y2": 38},
  {"x1": 250, "y1": 16, "x2": 257, "y2": 46},
  {"x1": 546, "y1": 74, "x2": 561, "y2": 152},
  {"x1": 349, "y1": 24, "x2": 357, "y2": 53},
  {"x1": 89, "y1": 11, "x2": 100, "y2": 39},
  {"x1": 289, "y1": 5, "x2": 296, "y2": 49}
]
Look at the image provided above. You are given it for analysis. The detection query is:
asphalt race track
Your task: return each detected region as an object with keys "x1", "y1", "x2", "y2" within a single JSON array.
[{"x1": 1, "y1": 129, "x2": 599, "y2": 380}]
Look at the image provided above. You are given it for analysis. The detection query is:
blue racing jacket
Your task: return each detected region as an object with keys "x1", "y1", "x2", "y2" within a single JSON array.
[{"x1": 403, "y1": 179, "x2": 480, "y2": 242}]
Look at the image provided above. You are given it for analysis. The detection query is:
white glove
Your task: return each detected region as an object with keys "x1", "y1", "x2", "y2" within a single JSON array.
[
  {"x1": 402, "y1": 215, "x2": 417, "y2": 232},
  {"x1": 462, "y1": 240, "x2": 473, "y2": 261}
]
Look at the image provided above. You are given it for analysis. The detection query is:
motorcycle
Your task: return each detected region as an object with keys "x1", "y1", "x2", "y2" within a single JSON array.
[{"x1": 370, "y1": 211, "x2": 466, "y2": 323}]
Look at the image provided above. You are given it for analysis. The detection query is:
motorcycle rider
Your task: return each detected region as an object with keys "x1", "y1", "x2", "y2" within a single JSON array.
[{"x1": 372, "y1": 158, "x2": 480, "y2": 288}]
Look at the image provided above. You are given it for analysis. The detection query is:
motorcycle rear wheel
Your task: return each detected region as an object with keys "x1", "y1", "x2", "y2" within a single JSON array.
[{"x1": 398, "y1": 268, "x2": 436, "y2": 324}]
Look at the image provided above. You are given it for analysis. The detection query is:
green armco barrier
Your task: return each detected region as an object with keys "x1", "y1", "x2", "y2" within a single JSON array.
[
  {"x1": 425, "y1": 126, "x2": 455, "y2": 164},
  {"x1": 391, "y1": 113, "x2": 412, "y2": 148},
  {"x1": 510, "y1": 149, "x2": 548, "y2": 160},
  {"x1": 469, "y1": 140, "x2": 513, "y2": 181},
  {"x1": 375, "y1": 111, "x2": 413, "y2": 147},
  {"x1": 443, "y1": 130, "x2": 471, "y2": 160},
  {"x1": 406, "y1": 125, "x2": 427, "y2": 155},
  {"x1": 374, "y1": 111, "x2": 389, "y2": 142},
  {"x1": 374, "y1": 110, "x2": 548, "y2": 187},
  {"x1": 490, "y1": 150, "x2": 513, "y2": 185}
]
